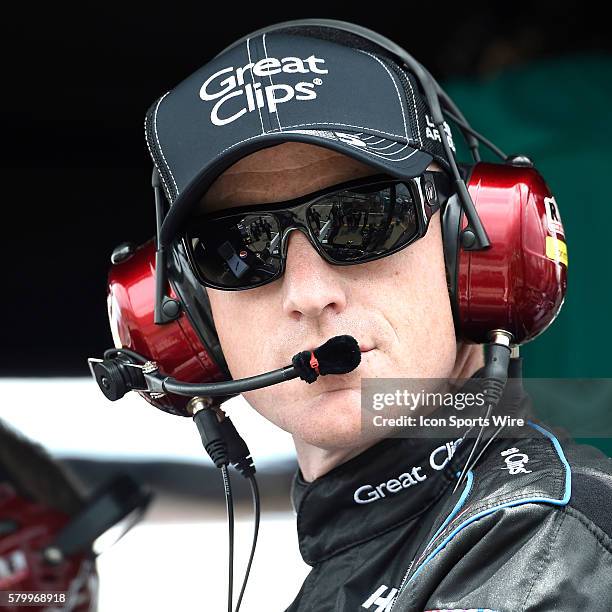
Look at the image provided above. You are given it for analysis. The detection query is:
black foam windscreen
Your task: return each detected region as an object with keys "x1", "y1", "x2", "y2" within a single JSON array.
[
  {"x1": 314, "y1": 335, "x2": 361, "y2": 375},
  {"x1": 292, "y1": 335, "x2": 362, "y2": 383}
]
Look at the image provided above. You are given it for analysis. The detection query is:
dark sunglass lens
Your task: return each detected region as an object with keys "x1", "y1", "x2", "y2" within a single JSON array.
[
  {"x1": 308, "y1": 183, "x2": 418, "y2": 262},
  {"x1": 187, "y1": 213, "x2": 282, "y2": 288}
]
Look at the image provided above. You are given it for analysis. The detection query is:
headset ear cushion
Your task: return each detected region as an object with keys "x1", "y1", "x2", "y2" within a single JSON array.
[
  {"x1": 168, "y1": 242, "x2": 232, "y2": 379},
  {"x1": 441, "y1": 192, "x2": 462, "y2": 337}
]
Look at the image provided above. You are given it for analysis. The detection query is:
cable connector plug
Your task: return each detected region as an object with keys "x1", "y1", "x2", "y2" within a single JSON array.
[
  {"x1": 219, "y1": 417, "x2": 256, "y2": 478},
  {"x1": 189, "y1": 397, "x2": 228, "y2": 468},
  {"x1": 481, "y1": 331, "x2": 513, "y2": 404}
]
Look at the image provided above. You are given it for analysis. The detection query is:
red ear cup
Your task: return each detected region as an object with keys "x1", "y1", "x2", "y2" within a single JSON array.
[
  {"x1": 107, "y1": 240, "x2": 231, "y2": 416},
  {"x1": 443, "y1": 162, "x2": 567, "y2": 345}
]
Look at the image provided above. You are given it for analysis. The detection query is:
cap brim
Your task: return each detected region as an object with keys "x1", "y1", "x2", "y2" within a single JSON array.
[{"x1": 159, "y1": 129, "x2": 432, "y2": 245}]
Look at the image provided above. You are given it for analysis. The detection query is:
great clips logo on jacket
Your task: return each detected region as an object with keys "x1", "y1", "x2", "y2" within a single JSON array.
[
  {"x1": 353, "y1": 440, "x2": 461, "y2": 505},
  {"x1": 199, "y1": 55, "x2": 328, "y2": 126}
]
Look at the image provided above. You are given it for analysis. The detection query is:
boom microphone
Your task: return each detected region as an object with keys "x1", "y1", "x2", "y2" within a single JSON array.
[{"x1": 89, "y1": 335, "x2": 362, "y2": 401}]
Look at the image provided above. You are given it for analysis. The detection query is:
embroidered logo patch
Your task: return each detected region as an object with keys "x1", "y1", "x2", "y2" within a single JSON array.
[
  {"x1": 361, "y1": 584, "x2": 398, "y2": 611},
  {"x1": 500, "y1": 447, "x2": 533, "y2": 475},
  {"x1": 199, "y1": 54, "x2": 328, "y2": 126}
]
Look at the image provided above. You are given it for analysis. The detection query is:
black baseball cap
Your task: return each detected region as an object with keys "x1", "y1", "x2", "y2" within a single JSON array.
[{"x1": 145, "y1": 26, "x2": 456, "y2": 245}]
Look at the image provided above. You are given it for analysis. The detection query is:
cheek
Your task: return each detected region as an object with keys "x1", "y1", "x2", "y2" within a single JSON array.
[
  {"x1": 206, "y1": 288, "x2": 271, "y2": 379},
  {"x1": 206, "y1": 287, "x2": 303, "y2": 434},
  {"x1": 356, "y1": 221, "x2": 457, "y2": 378}
]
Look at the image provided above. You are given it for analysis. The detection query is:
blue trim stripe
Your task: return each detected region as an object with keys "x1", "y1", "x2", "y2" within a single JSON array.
[
  {"x1": 407, "y1": 422, "x2": 572, "y2": 586},
  {"x1": 526, "y1": 420, "x2": 572, "y2": 503},
  {"x1": 428, "y1": 471, "x2": 474, "y2": 545}
]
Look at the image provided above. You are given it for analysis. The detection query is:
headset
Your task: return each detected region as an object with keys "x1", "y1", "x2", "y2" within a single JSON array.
[{"x1": 93, "y1": 18, "x2": 567, "y2": 418}]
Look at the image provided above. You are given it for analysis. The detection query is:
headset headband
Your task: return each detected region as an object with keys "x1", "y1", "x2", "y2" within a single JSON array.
[{"x1": 150, "y1": 18, "x2": 502, "y2": 323}]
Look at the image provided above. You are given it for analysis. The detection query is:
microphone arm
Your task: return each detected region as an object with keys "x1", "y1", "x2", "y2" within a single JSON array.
[
  {"x1": 89, "y1": 335, "x2": 361, "y2": 401},
  {"x1": 147, "y1": 364, "x2": 298, "y2": 397}
]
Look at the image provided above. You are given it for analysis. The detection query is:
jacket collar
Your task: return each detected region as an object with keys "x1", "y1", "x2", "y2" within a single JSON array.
[{"x1": 291, "y1": 433, "x2": 472, "y2": 565}]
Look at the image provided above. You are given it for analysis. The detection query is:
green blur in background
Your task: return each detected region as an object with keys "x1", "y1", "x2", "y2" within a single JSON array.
[{"x1": 446, "y1": 54, "x2": 612, "y2": 455}]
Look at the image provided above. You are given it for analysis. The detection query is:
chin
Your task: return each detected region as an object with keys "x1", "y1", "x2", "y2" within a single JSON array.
[{"x1": 284, "y1": 387, "x2": 383, "y2": 450}]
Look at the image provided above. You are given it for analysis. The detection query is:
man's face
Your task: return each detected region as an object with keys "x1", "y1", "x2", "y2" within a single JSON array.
[{"x1": 200, "y1": 142, "x2": 458, "y2": 450}]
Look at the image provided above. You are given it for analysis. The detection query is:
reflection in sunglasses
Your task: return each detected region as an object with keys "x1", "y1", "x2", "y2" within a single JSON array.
[{"x1": 185, "y1": 177, "x2": 433, "y2": 288}]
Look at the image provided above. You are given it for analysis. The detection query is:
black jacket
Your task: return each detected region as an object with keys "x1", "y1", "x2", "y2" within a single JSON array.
[{"x1": 286, "y1": 363, "x2": 612, "y2": 611}]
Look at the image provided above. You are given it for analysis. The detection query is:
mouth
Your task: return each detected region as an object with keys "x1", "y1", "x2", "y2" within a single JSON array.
[{"x1": 302, "y1": 342, "x2": 375, "y2": 355}]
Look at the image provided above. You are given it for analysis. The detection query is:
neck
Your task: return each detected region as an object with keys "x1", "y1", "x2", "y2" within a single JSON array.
[
  {"x1": 293, "y1": 437, "x2": 376, "y2": 482},
  {"x1": 293, "y1": 342, "x2": 485, "y2": 482},
  {"x1": 451, "y1": 340, "x2": 485, "y2": 379}
]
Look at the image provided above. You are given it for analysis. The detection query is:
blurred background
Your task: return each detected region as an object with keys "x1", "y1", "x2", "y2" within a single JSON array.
[{"x1": 1, "y1": 2, "x2": 611, "y2": 610}]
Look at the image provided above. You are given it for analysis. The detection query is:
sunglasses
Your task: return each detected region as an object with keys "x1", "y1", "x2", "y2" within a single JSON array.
[{"x1": 182, "y1": 172, "x2": 452, "y2": 291}]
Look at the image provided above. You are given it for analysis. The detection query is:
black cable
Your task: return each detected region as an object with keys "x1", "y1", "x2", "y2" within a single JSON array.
[
  {"x1": 454, "y1": 360, "x2": 524, "y2": 485},
  {"x1": 453, "y1": 342, "x2": 512, "y2": 493},
  {"x1": 190, "y1": 406, "x2": 231, "y2": 610},
  {"x1": 221, "y1": 465, "x2": 234, "y2": 612},
  {"x1": 189, "y1": 405, "x2": 262, "y2": 612},
  {"x1": 420, "y1": 66, "x2": 481, "y2": 163},
  {"x1": 442, "y1": 109, "x2": 507, "y2": 161},
  {"x1": 467, "y1": 422, "x2": 505, "y2": 470},
  {"x1": 452, "y1": 401, "x2": 494, "y2": 493},
  {"x1": 235, "y1": 474, "x2": 260, "y2": 612}
]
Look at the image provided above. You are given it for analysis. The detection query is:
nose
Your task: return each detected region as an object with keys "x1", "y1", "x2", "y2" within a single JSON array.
[{"x1": 281, "y1": 229, "x2": 348, "y2": 320}]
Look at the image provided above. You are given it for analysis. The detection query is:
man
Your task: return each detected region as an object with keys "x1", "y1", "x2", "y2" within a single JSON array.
[{"x1": 145, "y1": 20, "x2": 612, "y2": 611}]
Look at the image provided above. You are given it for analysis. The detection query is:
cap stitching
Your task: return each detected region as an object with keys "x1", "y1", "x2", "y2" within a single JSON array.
[
  {"x1": 404, "y1": 72, "x2": 423, "y2": 148},
  {"x1": 363, "y1": 137, "x2": 387, "y2": 145},
  {"x1": 365, "y1": 146, "x2": 418, "y2": 159},
  {"x1": 368, "y1": 145, "x2": 415, "y2": 156},
  {"x1": 144, "y1": 107, "x2": 173, "y2": 200},
  {"x1": 246, "y1": 37, "x2": 265, "y2": 135},
  {"x1": 266, "y1": 122, "x2": 406, "y2": 140},
  {"x1": 395, "y1": 66, "x2": 425, "y2": 149},
  {"x1": 152, "y1": 91, "x2": 178, "y2": 195},
  {"x1": 367, "y1": 140, "x2": 400, "y2": 151},
  {"x1": 358, "y1": 50, "x2": 413, "y2": 153},
  {"x1": 262, "y1": 33, "x2": 283, "y2": 132},
  {"x1": 215, "y1": 130, "x2": 421, "y2": 163}
]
